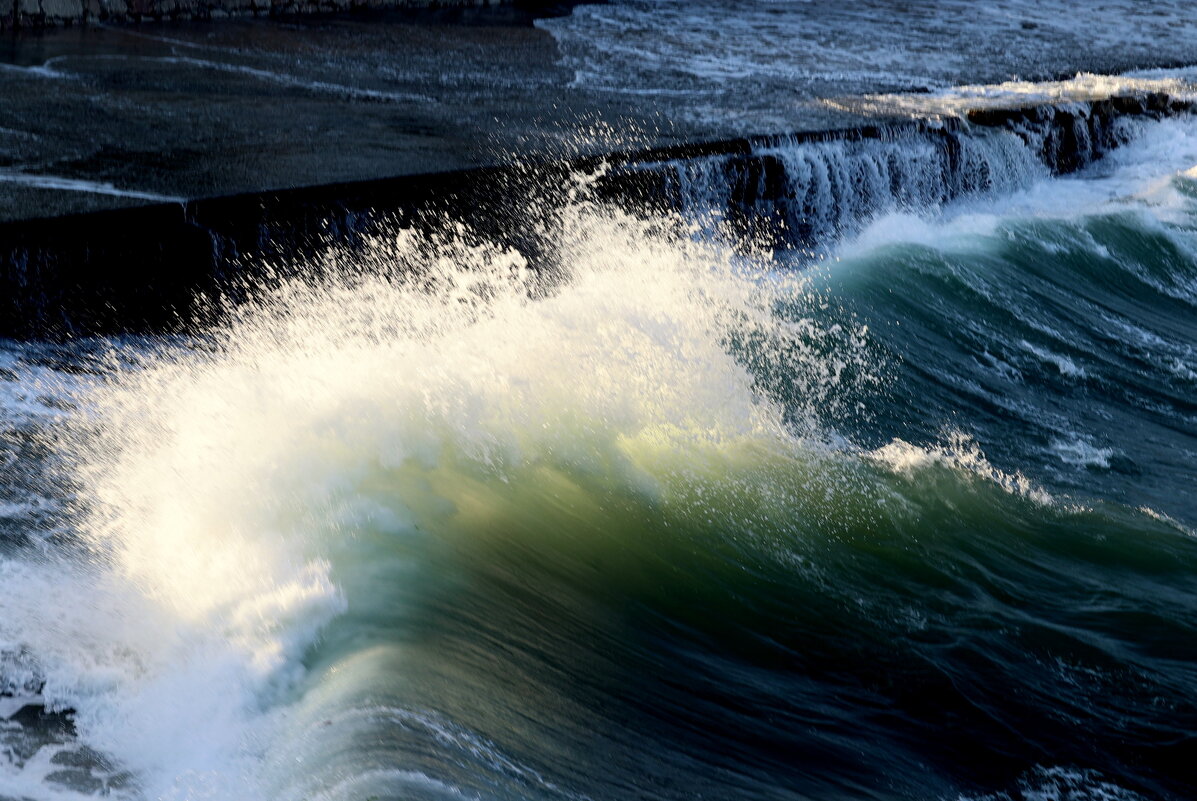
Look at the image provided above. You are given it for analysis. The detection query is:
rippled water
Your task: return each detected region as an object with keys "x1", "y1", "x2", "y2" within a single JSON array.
[{"x1": 538, "y1": 0, "x2": 1197, "y2": 128}]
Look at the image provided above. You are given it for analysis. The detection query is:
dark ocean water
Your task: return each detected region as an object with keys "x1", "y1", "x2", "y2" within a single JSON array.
[
  {"x1": 2, "y1": 70, "x2": 1197, "y2": 801},
  {"x1": 536, "y1": 0, "x2": 1197, "y2": 130}
]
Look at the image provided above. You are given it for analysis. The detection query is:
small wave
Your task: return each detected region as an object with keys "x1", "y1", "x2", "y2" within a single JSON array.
[
  {"x1": 1048, "y1": 436, "x2": 1116, "y2": 469},
  {"x1": 1138, "y1": 505, "x2": 1197, "y2": 537},
  {"x1": 1018, "y1": 340, "x2": 1087, "y2": 378},
  {"x1": 868, "y1": 432, "x2": 1054, "y2": 505},
  {"x1": 850, "y1": 71, "x2": 1197, "y2": 118}
]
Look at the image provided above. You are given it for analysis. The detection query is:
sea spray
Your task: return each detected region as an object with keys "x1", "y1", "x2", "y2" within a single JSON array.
[{"x1": 4, "y1": 201, "x2": 879, "y2": 800}]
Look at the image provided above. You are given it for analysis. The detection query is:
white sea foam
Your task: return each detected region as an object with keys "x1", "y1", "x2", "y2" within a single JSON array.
[
  {"x1": 958, "y1": 765, "x2": 1149, "y2": 801},
  {"x1": 868, "y1": 432, "x2": 1053, "y2": 505},
  {"x1": 1138, "y1": 506, "x2": 1197, "y2": 538},
  {"x1": 1048, "y1": 436, "x2": 1116, "y2": 469},
  {"x1": 835, "y1": 211, "x2": 1002, "y2": 258},
  {"x1": 839, "y1": 72, "x2": 1197, "y2": 119},
  {"x1": 0, "y1": 204, "x2": 871, "y2": 800},
  {"x1": 1019, "y1": 341, "x2": 1087, "y2": 378}
]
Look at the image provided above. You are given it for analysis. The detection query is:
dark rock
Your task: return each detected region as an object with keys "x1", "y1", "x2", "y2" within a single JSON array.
[{"x1": 0, "y1": 94, "x2": 1191, "y2": 338}]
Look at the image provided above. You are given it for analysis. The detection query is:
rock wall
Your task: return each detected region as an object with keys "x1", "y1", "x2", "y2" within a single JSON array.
[
  {"x1": 0, "y1": 0, "x2": 501, "y2": 29},
  {"x1": 0, "y1": 93, "x2": 1189, "y2": 339}
]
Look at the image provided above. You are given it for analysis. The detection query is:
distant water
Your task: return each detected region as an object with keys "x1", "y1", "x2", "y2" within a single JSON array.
[
  {"x1": 3, "y1": 76, "x2": 1197, "y2": 801},
  {"x1": 538, "y1": 0, "x2": 1197, "y2": 129}
]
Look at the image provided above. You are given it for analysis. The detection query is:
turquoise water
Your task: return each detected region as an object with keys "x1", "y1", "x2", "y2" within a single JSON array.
[{"x1": 2, "y1": 115, "x2": 1197, "y2": 801}]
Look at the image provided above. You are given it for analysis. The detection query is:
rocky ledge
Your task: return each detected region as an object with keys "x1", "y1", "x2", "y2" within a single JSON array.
[{"x1": 0, "y1": 91, "x2": 1190, "y2": 339}]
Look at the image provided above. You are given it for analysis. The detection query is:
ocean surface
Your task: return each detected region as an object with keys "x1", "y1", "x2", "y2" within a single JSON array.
[
  {"x1": 536, "y1": 0, "x2": 1197, "y2": 129},
  {"x1": 4, "y1": 3, "x2": 1197, "y2": 801}
]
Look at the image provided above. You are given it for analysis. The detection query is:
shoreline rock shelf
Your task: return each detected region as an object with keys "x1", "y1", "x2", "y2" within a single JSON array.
[{"x1": 0, "y1": 93, "x2": 1189, "y2": 339}]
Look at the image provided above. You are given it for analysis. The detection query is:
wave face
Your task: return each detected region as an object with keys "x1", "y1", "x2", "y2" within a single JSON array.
[{"x1": 3, "y1": 114, "x2": 1197, "y2": 801}]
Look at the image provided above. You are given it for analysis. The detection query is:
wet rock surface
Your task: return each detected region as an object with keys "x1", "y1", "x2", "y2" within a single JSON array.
[
  {"x1": 2, "y1": 2, "x2": 1197, "y2": 226},
  {"x1": 0, "y1": 5, "x2": 662, "y2": 221},
  {"x1": 1, "y1": 92, "x2": 1191, "y2": 339}
]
